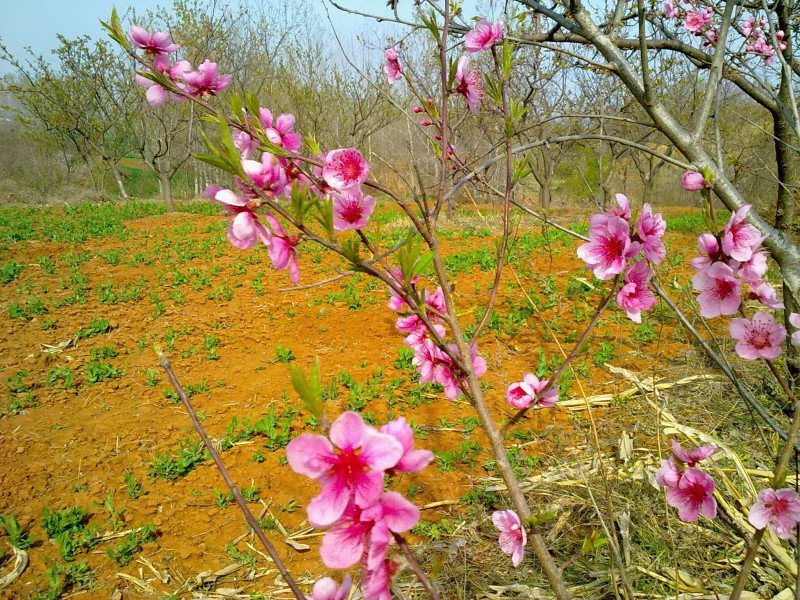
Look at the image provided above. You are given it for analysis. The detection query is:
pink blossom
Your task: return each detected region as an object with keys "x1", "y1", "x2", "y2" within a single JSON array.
[
  {"x1": 412, "y1": 106, "x2": 423, "y2": 113},
  {"x1": 318, "y1": 491, "x2": 419, "y2": 569},
  {"x1": 397, "y1": 318, "x2": 445, "y2": 347},
  {"x1": 506, "y1": 374, "x2": 558, "y2": 409},
  {"x1": 492, "y1": 510, "x2": 526, "y2": 567},
  {"x1": 682, "y1": 171, "x2": 707, "y2": 191},
  {"x1": 790, "y1": 313, "x2": 800, "y2": 347},
  {"x1": 182, "y1": 59, "x2": 232, "y2": 97},
  {"x1": 265, "y1": 214, "x2": 301, "y2": 285},
  {"x1": 684, "y1": 10, "x2": 711, "y2": 34},
  {"x1": 454, "y1": 56, "x2": 483, "y2": 115},
  {"x1": 384, "y1": 46, "x2": 402, "y2": 84},
  {"x1": 386, "y1": 267, "x2": 419, "y2": 312},
  {"x1": 748, "y1": 488, "x2": 800, "y2": 539},
  {"x1": 691, "y1": 233, "x2": 720, "y2": 271},
  {"x1": 616, "y1": 260, "x2": 656, "y2": 323},
  {"x1": 233, "y1": 130, "x2": 257, "y2": 159},
  {"x1": 380, "y1": 417, "x2": 434, "y2": 473},
  {"x1": 742, "y1": 15, "x2": 756, "y2": 37},
  {"x1": 134, "y1": 58, "x2": 191, "y2": 106},
  {"x1": 331, "y1": 187, "x2": 376, "y2": 231},
  {"x1": 664, "y1": 0, "x2": 677, "y2": 19},
  {"x1": 609, "y1": 193, "x2": 631, "y2": 220},
  {"x1": 702, "y1": 28, "x2": 718, "y2": 47},
  {"x1": 748, "y1": 280, "x2": 784, "y2": 309},
  {"x1": 722, "y1": 205, "x2": 765, "y2": 263},
  {"x1": 577, "y1": 216, "x2": 640, "y2": 280},
  {"x1": 729, "y1": 311, "x2": 786, "y2": 360},
  {"x1": 129, "y1": 25, "x2": 180, "y2": 55},
  {"x1": 307, "y1": 575, "x2": 352, "y2": 600},
  {"x1": 241, "y1": 154, "x2": 287, "y2": 198},
  {"x1": 206, "y1": 185, "x2": 271, "y2": 250},
  {"x1": 464, "y1": 19, "x2": 504, "y2": 52},
  {"x1": 636, "y1": 204, "x2": 666, "y2": 264},
  {"x1": 323, "y1": 148, "x2": 369, "y2": 191},
  {"x1": 665, "y1": 467, "x2": 717, "y2": 521},
  {"x1": 692, "y1": 261, "x2": 741, "y2": 318},
  {"x1": 670, "y1": 439, "x2": 716, "y2": 466},
  {"x1": 737, "y1": 249, "x2": 768, "y2": 283},
  {"x1": 655, "y1": 459, "x2": 682, "y2": 488},
  {"x1": 285, "y1": 411, "x2": 403, "y2": 528},
  {"x1": 260, "y1": 109, "x2": 302, "y2": 152}
]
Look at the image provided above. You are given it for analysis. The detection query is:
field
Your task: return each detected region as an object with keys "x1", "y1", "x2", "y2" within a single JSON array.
[{"x1": 0, "y1": 200, "x2": 762, "y2": 599}]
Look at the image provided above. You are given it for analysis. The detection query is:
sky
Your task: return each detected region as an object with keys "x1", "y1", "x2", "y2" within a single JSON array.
[
  {"x1": 0, "y1": 0, "x2": 165, "y2": 73},
  {"x1": 0, "y1": 0, "x2": 416, "y2": 75}
]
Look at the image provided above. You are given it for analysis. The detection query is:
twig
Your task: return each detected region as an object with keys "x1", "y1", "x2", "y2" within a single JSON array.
[
  {"x1": 392, "y1": 532, "x2": 440, "y2": 600},
  {"x1": 157, "y1": 349, "x2": 306, "y2": 600}
]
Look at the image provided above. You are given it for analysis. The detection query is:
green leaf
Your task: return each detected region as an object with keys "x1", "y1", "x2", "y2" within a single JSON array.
[
  {"x1": 421, "y1": 10, "x2": 441, "y2": 43},
  {"x1": 314, "y1": 197, "x2": 334, "y2": 238},
  {"x1": 342, "y1": 237, "x2": 362, "y2": 266},
  {"x1": 412, "y1": 251, "x2": 434, "y2": 277},
  {"x1": 526, "y1": 511, "x2": 556, "y2": 527},
  {"x1": 290, "y1": 358, "x2": 322, "y2": 420},
  {"x1": 581, "y1": 530, "x2": 608, "y2": 554}
]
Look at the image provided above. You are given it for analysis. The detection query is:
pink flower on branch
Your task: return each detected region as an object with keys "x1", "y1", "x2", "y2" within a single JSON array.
[
  {"x1": 323, "y1": 148, "x2": 369, "y2": 191},
  {"x1": 748, "y1": 279, "x2": 784, "y2": 310},
  {"x1": 748, "y1": 488, "x2": 800, "y2": 539},
  {"x1": 379, "y1": 417, "x2": 434, "y2": 473},
  {"x1": 692, "y1": 261, "x2": 741, "y2": 318},
  {"x1": 265, "y1": 214, "x2": 301, "y2": 285},
  {"x1": 655, "y1": 459, "x2": 682, "y2": 488},
  {"x1": 241, "y1": 154, "x2": 287, "y2": 198},
  {"x1": 729, "y1": 311, "x2": 786, "y2": 360},
  {"x1": 464, "y1": 19, "x2": 504, "y2": 52},
  {"x1": 134, "y1": 57, "x2": 191, "y2": 106},
  {"x1": 285, "y1": 411, "x2": 403, "y2": 528},
  {"x1": 670, "y1": 439, "x2": 716, "y2": 467},
  {"x1": 260, "y1": 109, "x2": 302, "y2": 152},
  {"x1": 205, "y1": 185, "x2": 271, "y2": 250},
  {"x1": 129, "y1": 25, "x2": 180, "y2": 55},
  {"x1": 307, "y1": 575, "x2": 352, "y2": 600},
  {"x1": 736, "y1": 249, "x2": 768, "y2": 283},
  {"x1": 577, "y1": 216, "x2": 640, "y2": 280},
  {"x1": 492, "y1": 510, "x2": 526, "y2": 567},
  {"x1": 331, "y1": 187, "x2": 376, "y2": 231},
  {"x1": 318, "y1": 491, "x2": 420, "y2": 569},
  {"x1": 691, "y1": 233, "x2": 720, "y2": 271},
  {"x1": 665, "y1": 467, "x2": 717, "y2": 521},
  {"x1": 609, "y1": 193, "x2": 631, "y2": 220},
  {"x1": 636, "y1": 203, "x2": 666, "y2": 264},
  {"x1": 386, "y1": 267, "x2": 419, "y2": 312},
  {"x1": 684, "y1": 9, "x2": 712, "y2": 34},
  {"x1": 722, "y1": 205, "x2": 764, "y2": 263},
  {"x1": 791, "y1": 313, "x2": 800, "y2": 347},
  {"x1": 682, "y1": 171, "x2": 707, "y2": 191},
  {"x1": 616, "y1": 260, "x2": 656, "y2": 323},
  {"x1": 454, "y1": 56, "x2": 484, "y2": 115},
  {"x1": 182, "y1": 59, "x2": 232, "y2": 97},
  {"x1": 384, "y1": 46, "x2": 402, "y2": 84},
  {"x1": 505, "y1": 374, "x2": 558, "y2": 409}
]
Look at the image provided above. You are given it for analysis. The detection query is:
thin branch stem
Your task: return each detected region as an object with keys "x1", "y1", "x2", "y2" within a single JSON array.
[
  {"x1": 157, "y1": 350, "x2": 306, "y2": 600},
  {"x1": 391, "y1": 532, "x2": 440, "y2": 600}
]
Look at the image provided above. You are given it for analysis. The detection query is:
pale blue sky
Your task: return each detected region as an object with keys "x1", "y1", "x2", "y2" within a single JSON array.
[{"x1": 0, "y1": 0, "x2": 487, "y2": 75}]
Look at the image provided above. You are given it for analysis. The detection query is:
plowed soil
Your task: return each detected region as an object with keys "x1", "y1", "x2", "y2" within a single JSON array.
[{"x1": 0, "y1": 205, "x2": 697, "y2": 599}]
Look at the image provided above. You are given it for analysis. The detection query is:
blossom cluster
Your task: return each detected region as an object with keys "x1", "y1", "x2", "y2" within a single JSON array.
[
  {"x1": 662, "y1": 2, "x2": 787, "y2": 63},
  {"x1": 687, "y1": 202, "x2": 799, "y2": 359},
  {"x1": 577, "y1": 194, "x2": 665, "y2": 322},
  {"x1": 286, "y1": 412, "x2": 433, "y2": 600},
  {"x1": 130, "y1": 26, "x2": 231, "y2": 106},
  {"x1": 387, "y1": 270, "x2": 487, "y2": 400},
  {"x1": 742, "y1": 15, "x2": 787, "y2": 65},
  {"x1": 655, "y1": 440, "x2": 718, "y2": 521},
  {"x1": 384, "y1": 19, "x2": 502, "y2": 120}
]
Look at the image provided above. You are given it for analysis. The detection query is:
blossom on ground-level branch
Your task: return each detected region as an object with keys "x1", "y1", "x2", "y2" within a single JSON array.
[
  {"x1": 285, "y1": 411, "x2": 403, "y2": 528},
  {"x1": 492, "y1": 510, "x2": 526, "y2": 566},
  {"x1": 729, "y1": 311, "x2": 786, "y2": 360},
  {"x1": 306, "y1": 575, "x2": 352, "y2": 600},
  {"x1": 577, "y1": 215, "x2": 640, "y2": 280},
  {"x1": 506, "y1": 374, "x2": 558, "y2": 409},
  {"x1": 665, "y1": 467, "x2": 718, "y2": 521},
  {"x1": 748, "y1": 488, "x2": 800, "y2": 539},
  {"x1": 205, "y1": 185, "x2": 271, "y2": 250}
]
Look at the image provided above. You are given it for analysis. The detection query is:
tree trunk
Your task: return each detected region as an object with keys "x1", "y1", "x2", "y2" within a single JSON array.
[
  {"x1": 158, "y1": 170, "x2": 175, "y2": 212},
  {"x1": 105, "y1": 157, "x2": 129, "y2": 200}
]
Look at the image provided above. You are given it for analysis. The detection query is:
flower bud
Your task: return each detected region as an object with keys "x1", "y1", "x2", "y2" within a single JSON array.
[
  {"x1": 412, "y1": 106, "x2": 423, "y2": 113},
  {"x1": 682, "y1": 171, "x2": 707, "y2": 191},
  {"x1": 420, "y1": 120, "x2": 432, "y2": 126}
]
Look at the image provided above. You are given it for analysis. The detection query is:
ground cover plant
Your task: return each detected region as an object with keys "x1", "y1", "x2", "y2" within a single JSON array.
[{"x1": 2, "y1": 0, "x2": 800, "y2": 599}]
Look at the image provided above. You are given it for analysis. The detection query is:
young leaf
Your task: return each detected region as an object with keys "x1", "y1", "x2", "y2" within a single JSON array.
[{"x1": 290, "y1": 358, "x2": 322, "y2": 420}]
